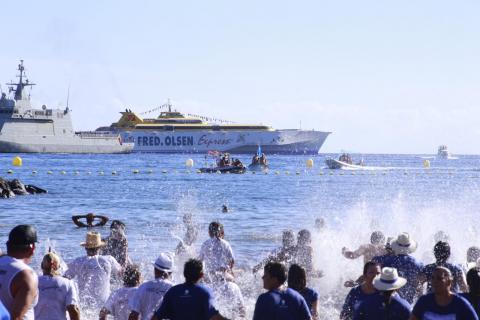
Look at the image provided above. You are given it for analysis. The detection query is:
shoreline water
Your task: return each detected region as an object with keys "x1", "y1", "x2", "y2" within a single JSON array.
[{"x1": 1, "y1": 153, "x2": 479, "y2": 318}]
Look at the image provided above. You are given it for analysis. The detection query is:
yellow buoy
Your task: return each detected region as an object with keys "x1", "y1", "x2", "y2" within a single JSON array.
[
  {"x1": 12, "y1": 156, "x2": 22, "y2": 167},
  {"x1": 47, "y1": 171, "x2": 53, "y2": 175},
  {"x1": 7, "y1": 169, "x2": 13, "y2": 174},
  {"x1": 112, "y1": 171, "x2": 117, "y2": 175},
  {"x1": 306, "y1": 158, "x2": 314, "y2": 168},
  {"x1": 74, "y1": 171, "x2": 79, "y2": 175},
  {"x1": 196, "y1": 170, "x2": 202, "y2": 173},
  {"x1": 148, "y1": 169, "x2": 153, "y2": 174},
  {"x1": 99, "y1": 171, "x2": 104, "y2": 175},
  {"x1": 32, "y1": 170, "x2": 37, "y2": 174},
  {"x1": 275, "y1": 171, "x2": 280, "y2": 175},
  {"x1": 185, "y1": 159, "x2": 194, "y2": 168},
  {"x1": 162, "y1": 170, "x2": 167, "y2": 174},
  {"x1": 423, "y1": 159, "x2": 430, "y2": 168},
  {"x1": 133, "y1": 169, "x2": 139, "y2": 174},
  {"x1": 60, "y1": 171, "x2": 66, "y2": 175}
]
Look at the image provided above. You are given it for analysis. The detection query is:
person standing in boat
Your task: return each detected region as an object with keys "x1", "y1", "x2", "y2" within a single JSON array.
[{"x1": 259, "y1": 153, "x2": 268, "y2": 165}]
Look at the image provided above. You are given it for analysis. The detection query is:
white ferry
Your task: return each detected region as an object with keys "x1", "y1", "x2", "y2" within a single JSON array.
[{"x1": 97, "y1": 103, "x2": 330, "y2": 154}]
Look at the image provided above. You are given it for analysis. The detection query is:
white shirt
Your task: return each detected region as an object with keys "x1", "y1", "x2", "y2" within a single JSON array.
[
  {"x1": 199, "y1": 237, "x2": 235, "y2": 273},
  {"x1": 104, "y1": 287, "x2": 138, "y2": 320},
  {"x1": 34, "y1": 275, "x2": 78, "y2": 320},
  {"x1": 212, "y1": 281, "x2": 245, "y2": 320},
  {"x1": 64, "y1": 254, "x2": 121, "y2": 309},
  {"x1": 0, "y1": 255, "x2": 38, "y2": 320},
  {"x1": 129, "y1": 278, "x2": 174, "y2": 320}
]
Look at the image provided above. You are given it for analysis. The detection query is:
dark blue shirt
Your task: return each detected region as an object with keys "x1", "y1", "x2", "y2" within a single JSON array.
[
  {"x1": 340, "y1": 286, "x2": 378, "y2": 320},
  {"x1": 155, "y1": 283, "x2": 218, "y2": 320},
  {"x1": 461, "y1": 293, "x2": 480, "y2": 318},
  {"x1": 353, "y1": 293, "x2": 411, "y2": 320},
  {"x1": 253, "y1": 288, "x2": 312, "y2": 320},
  {"x1": 413, "y1": 293, "x2": 478, "y2": 320},
  {"x1": 423, "y1": 262, "x2": 464, "y2": 292},
  {"x1": 373, "y1": 254, "x2": 423, "y2": 303},
  {"x1": 0, "y1": 300, "x2": 9, "y2": 320},
  {"x1": 298, "y1": 287, "x2": 318, "y2": 314}
]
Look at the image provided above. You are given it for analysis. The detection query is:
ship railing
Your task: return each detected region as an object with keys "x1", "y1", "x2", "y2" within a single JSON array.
[{"x1": 75, "y1": 131, "x2": 120, "y2": 138}]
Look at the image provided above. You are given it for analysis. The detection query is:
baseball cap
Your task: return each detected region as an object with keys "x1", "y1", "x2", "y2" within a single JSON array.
[{"x1": 7, "y1": 225, "x2": 38, "y2": 246}]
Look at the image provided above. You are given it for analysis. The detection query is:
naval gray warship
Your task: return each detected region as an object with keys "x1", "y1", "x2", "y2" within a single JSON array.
[{"x1": 0, "y1": 61, "x2": 133, "y2": 153}]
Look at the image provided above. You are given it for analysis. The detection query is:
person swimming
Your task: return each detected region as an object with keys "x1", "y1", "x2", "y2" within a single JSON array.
[{"x1": 71, "y1": 213, "x2": 109, "y2": 228}]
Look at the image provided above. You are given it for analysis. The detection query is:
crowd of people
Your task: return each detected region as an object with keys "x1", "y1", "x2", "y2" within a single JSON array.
[{"x1": 2, "y1": 221, "x2": 480, "y2": 319}]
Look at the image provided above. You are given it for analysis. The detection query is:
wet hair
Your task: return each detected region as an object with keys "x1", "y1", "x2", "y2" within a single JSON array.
[
  {"x1": 184, "y1": 259, "x2": 204, "y2": 284},
  {"x1": 264, "y1": 262, "x2": 287, "y2": 284},
  {"x1": 363, "y1": 261, "x2": 380, "y2": 276},
  {"x1": 297, "y1": 229, "x2": 311, "y2": 246},
  {"x1": 208, "y1": 221, "x2": 224, "y2": 238},
  {"x1": 41, "y1": 252, "x2": 61, "y2": 276},
  {"x1": 434, "y1": 241, "x2": 451, "y2": 263},
  {"x1": 123, "y1": 264, "x2": 141, "y2": 287},
  {"x1": 288, "y1": 264, "x2": 307, "y2": 291},
  {"x1": 370, "y1": 231, "x2": 385, "y2": 245},
  {"x1": 434, "y1": 266, "x2": 453, "y2": 280},
  {"x1": 282, "y1": 230, "x2": 296, "y2": 248},
  {"x1": 467, "y1": 247, "x2": 480, "y2": 263},
  {"x1": 86, "y1": 247, "x2": 100, "y2": 255},
  {"x1": 111, "y1": 220, "x2": 125, "y2": 230},
  {"x1": 467, "y1": 267, "x2": 480, "y2": 294}
]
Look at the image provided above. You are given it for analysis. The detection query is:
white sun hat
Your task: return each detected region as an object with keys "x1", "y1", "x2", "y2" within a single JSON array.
[
  {"x1": 153, "y1": 252, "x2": 174, "y2": 272},
  {"x1": 373, "y1": 267, "x2": 407, "y2": 291},
  {"x1": 391, "y1": 232, "x2": 418, "y2": 255}
]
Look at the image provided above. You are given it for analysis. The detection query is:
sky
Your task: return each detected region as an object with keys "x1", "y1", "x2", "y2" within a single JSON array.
[{"x1": 1, "y1": 0, "x2": 479, "y2": 154}]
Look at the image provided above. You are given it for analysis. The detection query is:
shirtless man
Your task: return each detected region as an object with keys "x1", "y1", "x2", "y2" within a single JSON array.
[
  {"x1": 342, "y1": 231, "x2": 387, "y2": 264},
  {"x1": 0, "y1": 225, "x2": 39, "y2": 319},
  {"x1": 72, "y1": 213, "x2": 109, "y2": 228}
]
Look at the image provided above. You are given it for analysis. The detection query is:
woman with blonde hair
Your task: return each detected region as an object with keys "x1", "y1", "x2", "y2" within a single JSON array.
[{"x1": 34, "y1": 252, "x2": 80, "y2": 320}]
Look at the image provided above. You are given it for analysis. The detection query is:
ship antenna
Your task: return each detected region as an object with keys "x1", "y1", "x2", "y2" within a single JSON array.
[
  {"x1": 66, "y1": 83, "x2": 70, "y2": 111},
  {"x1": 167, "y1": 98, "x2": 172, "y2": 112}
]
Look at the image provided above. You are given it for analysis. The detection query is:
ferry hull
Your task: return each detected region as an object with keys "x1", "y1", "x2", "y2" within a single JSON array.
[{"x1": 119, "y1": 129, "x2": 330, "y2": 154}]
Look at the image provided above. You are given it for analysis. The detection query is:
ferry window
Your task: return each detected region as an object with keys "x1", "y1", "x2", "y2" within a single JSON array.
[{"x1": 46, "y1": 110, "x2": 52, "y2": 116}]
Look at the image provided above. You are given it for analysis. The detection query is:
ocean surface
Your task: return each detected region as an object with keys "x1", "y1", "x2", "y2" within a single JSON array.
[{"x1": 1, "y1": 152, "x2": 479, "y2": 318}]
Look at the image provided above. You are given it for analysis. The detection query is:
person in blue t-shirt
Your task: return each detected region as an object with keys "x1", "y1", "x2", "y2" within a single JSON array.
[
  {"x1": 0, "y1": 300, "x2": 10, "y2": 320},
  {"x1": 340, "y1": 261, "x2": 381, "y2": 320},
  {"x1": 288, "y1": 264, "x2": 319, "y2": 319},
  {"x1": 372, "y1": 232, "x2": 423, "y2": 304},
  {"x1": 354, "y1": 267, "x2": 411, "y2": 320},
  {"x1": 461, "y1": 267, "x2": 480, "y2": 318},
  {"x1": 419, "y1": 241, "x2": 468, "y2": 293},
  {"x1": 153, "y1": 259, "x2": 228, "y2": 320},
  {"x1": 253, "y1": 261, "x2": 312, "y2": 320},
  {"x1": 411, "y1": 266, "x2": 478, "y2": 320}
]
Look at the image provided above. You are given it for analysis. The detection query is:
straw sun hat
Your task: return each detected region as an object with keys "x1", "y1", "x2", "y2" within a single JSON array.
[
  {"x1": 373, "y1": 267, "x2": 407, "y2": 291},
  {"x1": 80, "y1": 231, "x2": 106, "y2": 249},
  {"x1": 391, "y1": 232, "x2": 418, "y2": 255}
]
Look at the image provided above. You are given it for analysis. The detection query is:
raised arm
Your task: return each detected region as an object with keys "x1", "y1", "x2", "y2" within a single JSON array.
[
  {"x1": 71, "y1": 215, "x2": 88, "y2": 227},
  {"x1": 342, "y1": 246, "x2": 366, "y2": 260},
  {"x1": 94, "y1": 215, "x2": 109, "y2": 227}
]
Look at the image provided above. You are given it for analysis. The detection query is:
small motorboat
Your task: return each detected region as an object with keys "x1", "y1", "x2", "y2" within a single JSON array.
[
  {"x1": 199, "y1": 165, "x2": 246, "y2": 174},
  {"x1": 437, "y1": 145, "x2": 450, "y2": 159},
  {"x1": 326, "y1": 153, "x2": 364, "y2": 169}
]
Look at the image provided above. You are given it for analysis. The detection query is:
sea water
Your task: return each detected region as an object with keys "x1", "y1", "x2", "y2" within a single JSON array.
[{"x1": 0, "y1": 153, "x2": 479, "y2": 319}]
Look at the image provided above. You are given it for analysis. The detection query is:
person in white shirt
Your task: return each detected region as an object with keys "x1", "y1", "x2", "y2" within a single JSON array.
[
  {"x1": 64, "y1": 231, "x2": 122, "y2": 312},
  {"x1": 0, "y1": 225, "x2": 39, "y2": 320},
  {"x1": 210, "y1": 271, "x2": 246, "y2": 319},
  {"x1": 128, "y1": 252, "x2": 174, "y2": 320},
  {"x1": 35, "y1": 252, "x2": 80, "y2": 320},
  {"x1": 199, "y1": 222, "x2": 235, "y2": 277},
  {"x1": 100, "y1": 264, "x2": 141, "y2": 320}
]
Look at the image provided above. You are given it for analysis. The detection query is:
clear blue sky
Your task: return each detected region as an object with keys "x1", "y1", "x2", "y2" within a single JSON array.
[{"x1": 1, "y1": 0, "x2": 479, "y2": 154}]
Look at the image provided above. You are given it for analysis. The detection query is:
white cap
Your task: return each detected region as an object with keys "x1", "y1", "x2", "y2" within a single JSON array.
[{"x1": 153, "y1": 252, "x2": 174, "y2": 272}]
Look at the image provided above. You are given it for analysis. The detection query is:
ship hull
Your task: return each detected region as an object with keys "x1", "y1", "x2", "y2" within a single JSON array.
[
  {"x1": 119, "y1": 129, "x2": 330, "y2": 154},
  {"x1": 0, "y1": 135, "x2": 133, "y2": 153}
]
